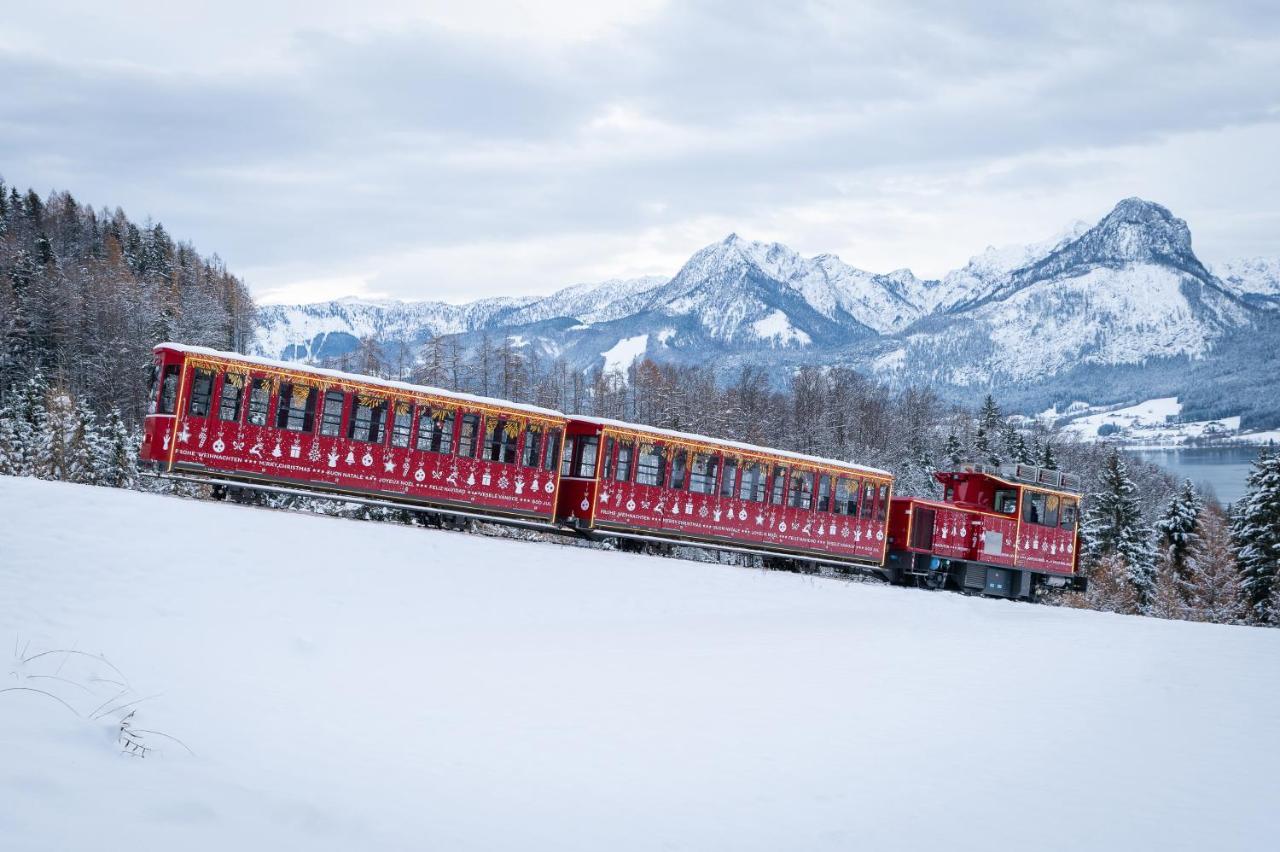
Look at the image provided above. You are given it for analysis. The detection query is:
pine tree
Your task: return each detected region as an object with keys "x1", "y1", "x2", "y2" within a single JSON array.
[
  {"x1": 1000, "y1": 420, "x2": 1032, "y2": 466},
  {"x1": 1234, "y1": 448, "x2": 1280, "y2": 625},
  {"x1": 68, "y1": 397, "x2": 103, "y2": 484},
  {"x1": 1084, "y1": 449, "x2": 1157, "y2": 612},
  {"x1": 973, "y1": 426, "x2": 1000, "y2": 467},
  {"x1": 978, "y1": 394, "x2": 1001, "y2": 433},
  {"x1": 943, "y1": 432, "x2": 963, "y2": 466},
  {"x1": 98, "y1": 408, "x2": 138, "y2": 489},
  {"x1": 1041, "y1": 441, "x2": 1058, "y2": 470},
  {"x1": 0, "y1": 372, "x2": 47, "y2": 477},
  {"x1": 1156, "y1": 479, "x2": 1202, "y2": 575}
]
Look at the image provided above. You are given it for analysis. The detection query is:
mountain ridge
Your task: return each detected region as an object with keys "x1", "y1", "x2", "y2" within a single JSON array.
[{"x1": 253, "y1": 198, "x2": 1279, "y2": 424}]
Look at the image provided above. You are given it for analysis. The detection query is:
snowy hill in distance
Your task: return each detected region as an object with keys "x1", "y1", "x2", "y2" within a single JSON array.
[
  {"x1": 4, "y1": 475, "x2": 1279, "y2": 850},
  {"x1": 254, "y1": 198, "x2": 1280, "y2": 425}
]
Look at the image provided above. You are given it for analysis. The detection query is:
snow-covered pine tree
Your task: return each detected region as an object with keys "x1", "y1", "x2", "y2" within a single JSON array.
[
  {"x1": 944, "y1": 432, "x2": 964, "y2": 466},
  {"x1": 1084, "y1": 449, "x2": 1157, "y2": 612},
  {"x1": 973, "y1": 426, "x2": 1001, "y2": 467},
  {"x1": 1041, "y1": 441, "x2": 1058, "y2": 471},
  {"x1": 1156, "y1": 479, "x2": 1202, "y2": 575},
  {"x1": 0, "y1": 372, "x2": 48, "y2": 477},
  {"x1": 1234, "y1": 447, "x2": 1280, "y2": 625},
  {"x1": 979, "y1": 394, "x2": 1001, "y2": 434},
  {"x1": 97, "y1": 408, "x2": 138, "y2": 489},
  {"x1": 1000, "y1": 420, "x2": 1032, "y2": 466},
  {"x1": 68, "y1": 397, "x2": 103, "y2": 485}
]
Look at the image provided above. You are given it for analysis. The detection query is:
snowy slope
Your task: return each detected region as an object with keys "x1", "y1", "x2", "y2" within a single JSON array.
[{"x1": 3, "y1": 476, "x2": 1278, "y2": 851}]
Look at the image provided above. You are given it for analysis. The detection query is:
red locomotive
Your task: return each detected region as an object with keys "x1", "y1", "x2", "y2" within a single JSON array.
[{"x1": 140, "y1": 344, "x2": 1084, "y2": 600}]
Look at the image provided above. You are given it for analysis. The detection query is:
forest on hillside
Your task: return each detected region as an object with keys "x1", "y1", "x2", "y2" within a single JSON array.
[{"x1": 0, "y1": 178, "x2": 254, "y2": 423}]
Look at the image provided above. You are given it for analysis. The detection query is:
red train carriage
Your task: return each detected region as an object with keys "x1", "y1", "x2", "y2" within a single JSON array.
[
  {"x1": 555, "y1": 416, "x2": 894, "y2": 568},
  {"x1": 885, "y1": 464, "x2": 1085, "y2": 600},
  {"x1": 139, "y1": 344, "x2": 568, "y2": 522}
]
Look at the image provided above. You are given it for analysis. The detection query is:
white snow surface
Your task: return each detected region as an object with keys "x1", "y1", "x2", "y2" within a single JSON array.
[
  {"x1": 750, "y1": 310, "x2": 812, "y2": 346},
  {"x1": 1058, "y1": 397, "x2": 1247, "y2": 445},
  {"x1": 3, "y1": 477, "x2": 1278, "y2": 851},
  {"x1": 600, "y1": 334, "x2": 648, "y2": 374}
]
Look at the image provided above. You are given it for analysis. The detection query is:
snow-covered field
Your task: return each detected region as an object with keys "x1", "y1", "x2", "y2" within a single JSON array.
[
  {"x1": 2, "y1": 477, "x2": 1278, "y2": 851},
  {"x1": 1053, "y1": 396, "x2": 1260, "y2": 446}
]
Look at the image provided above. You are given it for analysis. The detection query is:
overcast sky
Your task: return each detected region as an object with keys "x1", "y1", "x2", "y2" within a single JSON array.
[{"x1": 2, "y1": 1, "x2": 1277, "y2": 304}]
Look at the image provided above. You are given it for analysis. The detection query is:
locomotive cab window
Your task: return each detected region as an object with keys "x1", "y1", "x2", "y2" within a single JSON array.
[
  {"x1": 247, "y1": 378, "x2": 271, "y2": 426},
  {"x1": 349, "y1": 397, "x2": 388, "y2": 443},
  {"x1": 1044, "y1": 494, "x2": 1061, "y2": 527},
  {"x1": 415, "y1": 407, "x2": 454, "y2": 454},
  {"x1": 1022, "y1": 490, "x2": 1046, "y2": 526},
  {"x1": 218, "y1": 373, "x2": 245, "y2": 422},
  {"x1": 188, "y1": 368, "x2": 215, "y2": 417},
  {"x1": 458, "y1": 414, "x2": 481, "y2": 457},
  {"x1": 994, "y1": 488, "x2": 1018, "y2": 514},
  {"x1": 320, "y1": 390, "x2": 346, "y2": 437},
  {"x1": 636, "y1": 444, "x2": 665, "y2": 486},
  {"x1": 157, "y1": 364, "x2": 181, "y2": 414},
  {"x1": 521, "y1": 426, "x2": 542, "y2": 467},
  {"x1": 390, "y1": 403, "x2": 413, "y2": 448},
  {"x1": 484, "y1": 419, "x2": 518, "y2": 464},
  {"x1": 276, "y1": 383, "x2": 316, "y2": 433},
  {"x1": 1060, "y1": 497, "x2": 1079, "y2": 531}
]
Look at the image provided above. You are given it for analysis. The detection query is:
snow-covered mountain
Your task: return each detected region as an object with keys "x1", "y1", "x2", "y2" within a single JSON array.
[{"x1": 253, "y1": 198, "x2": 1278, "y2": 418}]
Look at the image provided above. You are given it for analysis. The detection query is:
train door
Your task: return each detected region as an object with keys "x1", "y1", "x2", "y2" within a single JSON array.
[{"x1": 910, "y1": 507, "x2": 936, "y2": 550}]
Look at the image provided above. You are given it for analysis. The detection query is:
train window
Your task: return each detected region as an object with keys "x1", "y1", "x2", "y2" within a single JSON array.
[
  {"x1": 521, "y1": 426, "x2": 542, "y2": 468},
  {"x1": 1044, "y1": 494, "x2": 1060, "y2": 527},
  {"x1": 833, "y1": 477, "x2": 853, "y2": 515},
  {"x1": 188, "y1": 368, "x2": 215, "y2": 417},
  {"x1": 319, "y1": 390, "x2": 346, "y2": 437},
  {"x1": 146, "y1": 363, "x2": 160, "y2": 414},
  {"x1": 1022, "y1": 491, "x2": 1046, "y2": 526},
  {"x1": 276, "y1": 383, "x2": 316, "y2": 433},
  {"x1": 247, "y1": 378, "x2": 271, "y2": 426},
  {"x1": 543, "y1": 428, "x2": 562, "y2": 472},
  {"x1": 816, "y1": 474, "x2": 831, "y2": 512},
  {"x1": 788, "y1": 471, "x2": 814, "y2": 510},
  {"x1": 574, "y1": 436, "x2": 600, "y2": 478},
  {"x1": 636, "y1": 444, "x2": 665, "y2": 486},
  {"x1": 876, "y1": 484, "x2": 888, "y2": 521},
  {"x1": 668, "y1": 450, "x2": 687, "y2": 490},
  {"x1": 602, "y1": 437, "x2": 617, "y2": 480},
  {"x1": 157, "y1": 365, "x2": 181, "y2": 414},
  {"x1": 415, "y1": 407, "x2": 454, "y2": 454},
  {"x1": 739, "y1": 463, "x2": 766, "y2": 502},
  {"x1": 689, "y1": 453, "x2": 717, "y2": 495},
  {"x1": 1060, "y1": 497, "x2": 1079, "y2": 531},
  {"x1": 860, "y1": 483, "x2": 875, "y2": 520},
  {"x1": 484, "y1": 418, "x2": 518, "y2": 464},
  {"x1": 349, "y1": 397, "x2": 387, "y2": 443},
  {"x1": 560, "y1": 436, "x2": 575, "y2": 476},
  {"x1": 458, "y1": 414, "x2": 481, "y2": 457},
  {"x1": 615, "y1": 442, "x2": 634, "y2": 482},
  {"x1": 218, "y1": 373, "x2": 245, "y2": 422},
  {"x1": 720, "y1": 457, "x2": 738, "y2": 498},
  {"x1": 994, "y1": 489, "x2": 1018, "y2": 514},
  {"x1": 390, "y1": 403, "x2": 412, "y2": 448},
  {"x1": 770, "y1": 466, "x2": 787, "y2": 505}
]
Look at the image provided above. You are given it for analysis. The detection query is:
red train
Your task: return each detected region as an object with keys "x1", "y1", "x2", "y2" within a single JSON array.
[{"x1": 140, "y1": 344, "x2": 1085, "y2": 600}]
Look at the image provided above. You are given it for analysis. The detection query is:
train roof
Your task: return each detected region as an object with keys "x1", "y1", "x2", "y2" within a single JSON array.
[
  {"x1": 572, "y1": 415, "x2": 893, "y2": 479},
  {"x1": 155, "y1": 343, "x2": 569, "y2": 421}
]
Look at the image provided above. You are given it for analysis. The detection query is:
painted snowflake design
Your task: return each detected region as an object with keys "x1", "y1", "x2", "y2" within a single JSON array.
[{"x1": 498, "y1": 474, "x2": 509, "y2": 490}]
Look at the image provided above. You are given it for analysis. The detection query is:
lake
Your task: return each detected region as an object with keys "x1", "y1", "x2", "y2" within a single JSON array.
[{"x1": 1126, "y1": 445, "x2": 1268, "y2": 505}]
